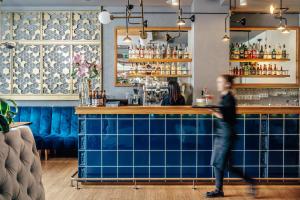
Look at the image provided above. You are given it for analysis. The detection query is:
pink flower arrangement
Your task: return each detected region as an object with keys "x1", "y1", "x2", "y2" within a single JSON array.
[{"x1": 71, "y1": 54, "x2": 101, "y2": 79}]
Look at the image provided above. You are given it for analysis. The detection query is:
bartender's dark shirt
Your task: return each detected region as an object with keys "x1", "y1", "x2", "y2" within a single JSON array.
[
  {"x1": 219, "y1": 91, "x2": 236, "y2": 126},
  {"x1": 161, "y1": 95, "x2": 185, "y2": 106}
]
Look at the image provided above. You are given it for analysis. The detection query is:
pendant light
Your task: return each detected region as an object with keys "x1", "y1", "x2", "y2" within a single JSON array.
[
  {"x1": 175, "y1": 0, "x2": 195, "y2": 27},
  {"x1": 166, "y1": 0, "x2": 179, "y2": 6},
  {"x1": 268, "y1": 0, "x2": 289, "y2": 33},
  {"x1": 222, "y1": 11, "x2": 231, "y2": 42},
  {"x1": 239, "y1": 0, "x2": 247, "y2": 6}
]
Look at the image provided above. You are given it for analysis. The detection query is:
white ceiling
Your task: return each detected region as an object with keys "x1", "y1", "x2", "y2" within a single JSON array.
[{"x1": 1, "y1": 0, "x2": 193, "y2": 7}]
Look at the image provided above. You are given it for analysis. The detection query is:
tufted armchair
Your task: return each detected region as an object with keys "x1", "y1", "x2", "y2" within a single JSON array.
[{"x1": 0, "y1": 126, "x2": 45, "y2": 200}]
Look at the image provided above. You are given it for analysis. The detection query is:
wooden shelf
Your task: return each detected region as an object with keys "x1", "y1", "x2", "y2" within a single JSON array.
[
  {"x1": 127, "y1": 58, "x2": 192, "y2": 63},
  {"x1": 230, "y1": 58, "x2": 290, "y2": 62},
  {"x1": 235, "y1": 75, "x2": 290, "y2": 78},
  {"x1": 127, "y1": 74, "x2": 192, "y2": 78}
]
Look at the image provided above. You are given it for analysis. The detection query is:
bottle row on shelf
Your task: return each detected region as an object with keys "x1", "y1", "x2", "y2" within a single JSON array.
[
  {"x1": 128, "y1": 44, "x2": 192, "y2": 59},
  {"x1": 230, "y1": 42, "x2": 288, "y2": 60},
  {"x1": 88, "y1": 89, "x2": 107, "y2": 107},
  {"x1": 125, "y1": 63, "x2": 190, "y2": 77},
  {"x1": 229, "y1": 63, "x2": 289, "y2": 76}
]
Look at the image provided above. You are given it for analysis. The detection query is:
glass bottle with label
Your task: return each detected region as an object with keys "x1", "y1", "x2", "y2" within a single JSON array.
[{"x1": 171, "y1": 63, "x2": 177, "y2": 75}]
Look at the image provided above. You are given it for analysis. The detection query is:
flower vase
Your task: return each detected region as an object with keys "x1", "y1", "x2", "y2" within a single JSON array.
[{"x1": 79, "y1": 78, "x2": 88, "y2": 106}]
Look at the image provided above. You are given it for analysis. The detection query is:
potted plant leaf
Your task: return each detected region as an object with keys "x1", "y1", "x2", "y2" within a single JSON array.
[{"x1": 0, "y1": 98, "x2": 18, "y2": 133}]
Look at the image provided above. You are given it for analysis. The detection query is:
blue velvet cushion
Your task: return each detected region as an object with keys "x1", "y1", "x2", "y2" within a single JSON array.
[{"x1": 14, "y1": 106, "x2": 78, "y2": 151}]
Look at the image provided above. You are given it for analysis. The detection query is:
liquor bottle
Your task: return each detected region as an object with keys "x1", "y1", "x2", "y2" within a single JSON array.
[
  {"x1": 234, "y1": 43, "x2": 240, "y2": 59},
  {"x1": 268, "y1": 45, "x2": 272, "y2": 59},
  {"x1": 280, "y1": 66, "x2": 283, "y2": 75},
  {"x1": 165, "y1": 63, "x2": 171, "y2": 75},
  {"x1": 156, "y1": 44, "x2": 160, "y2": 59},
  {"x1": 161, "y1": 44, "x2": 166, "y2": 59},
  {"x1": 276, "y1": 44, "x2": 282, "y2": 59},
  {"x1": 184, "y1": 47, "x2": 189, "y2": 59},
  {"x1": 230, "y1": 43, "x2": 235, "y2": 59},
  {"x1": 268, "y1": 64, "x2": 272, "y2": 75},
  {"x1": 273, "y1": 64, "x2": 277, "y2": 75},
  {"x1": 271, "y1": 47, "x2": 276, "y2": 59},
  {"x1": 178, "y1": 45, "x2": 184, "y2": 59},
  {"x1": 172, "y1": 46, "x2": 178, "y2": 59},
  {"x1": 263, "y1": 44, "x2": 268, "y2": 59},
  {"x1": 263, "y1": 64, "x2": 267, "y2": 75},
  {"x1": 239, "y1": 44, "x2": 245, "y2": 59},
  {"x1": 103, "y1": 90, "x2": 107, "y2": 106},
  {"x1": 171, "y1": 63, "x2": 177, "y2": 75},
  {"x1": 252, "y1": 43, "x2": 257, "y2": 59},
  {"x1": 282, "y1": 44, "x2": 287, "y2": 59},
  {"x1": 244, "y1": 45, "x2": 249, "y2": 59},
  {"x1": 177, "y1": 63, "x2": 182, "y2": 75},
  {"x1": 166, "y1": 45, "x2": 171, "y2": 59},
  {"x1": 259, "y1": 45, "x2": 264, "y2": 59}
]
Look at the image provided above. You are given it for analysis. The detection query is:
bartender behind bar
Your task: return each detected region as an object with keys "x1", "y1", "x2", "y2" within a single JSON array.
[{"x1": 161, "y1": 80, "x2": 185, "y2": 106}]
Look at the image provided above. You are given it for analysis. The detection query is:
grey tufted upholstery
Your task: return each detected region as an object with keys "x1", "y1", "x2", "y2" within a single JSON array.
[{"x1": 0, "y1": 126, "x2": 45, "y2": 200}]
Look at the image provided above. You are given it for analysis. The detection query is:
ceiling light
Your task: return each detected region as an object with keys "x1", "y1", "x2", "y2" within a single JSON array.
[
  {"x1": 98, "y1": 10, "x2": 112, "y2": 24},
  {"x1": 270, "y1": 4, "x2": 275, "y2": 14},
  {"x1": 222, "y1": 34, "x2": 230, "y2": 42},
  {"x1": 282, "y1": 28, "x2": 290, "y2": 34},
  {"x1": 123, "y1": 35, "x2": 132, "y2": 43},
  {"x1": 166, "y1": 0, "x2": 179, "y2": 6},
  {"x1": 240, "y1": 0, "x2": 247, "y2": 6},
  {"x1": 176, "y1": 18, "x2": 186, "y2": 26}
]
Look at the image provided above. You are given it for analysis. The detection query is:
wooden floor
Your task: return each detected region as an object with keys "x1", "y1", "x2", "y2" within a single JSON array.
[{"x1": 42, "y1": 158, "x2": 300, "y2": 200}]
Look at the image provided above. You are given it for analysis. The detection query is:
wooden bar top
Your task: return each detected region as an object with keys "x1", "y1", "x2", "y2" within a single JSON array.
[{"x1": 76, "y1": 106, "x2": 300, "y2": 115}]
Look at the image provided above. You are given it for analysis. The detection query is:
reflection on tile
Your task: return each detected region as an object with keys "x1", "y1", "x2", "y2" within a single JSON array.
[
  {"x1": 182, "y1": 119, "x2": 196, "y2": 134},
  {"x1": 118, "y1": 135, "x2": 133, "y2": 150},
  {"x1": 166, "y1": 119, "x2": 181, "y2": 134}
]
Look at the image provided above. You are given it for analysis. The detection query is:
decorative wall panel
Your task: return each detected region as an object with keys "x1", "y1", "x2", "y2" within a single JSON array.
[
  {"x1": 13, "y1": 45, "x2": 41, "y2": 94},
  {"x1": 43, "y1": 45, "x2": 71, "y2": 94},
  {"x1": 0, "y1": 46, "x2": 11, "y2": 94},
  {"x1": 0, "y1": 11, "x2": 102, "y2": 100}
]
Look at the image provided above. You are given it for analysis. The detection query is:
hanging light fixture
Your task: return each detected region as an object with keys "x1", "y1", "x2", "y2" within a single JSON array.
[
  {"x1": 222, "y1": 11, "x2": 231, "y2": 42},
  {"x1": 277, "y1": 19, "x2": 285, "y2": 30},
  {"x1": 175, "y1": 0, "x2": 195, "y2": 27},
  {"x1": 222, "y1": 34, "x2": 230, "y2": 42},
  {"x1": 239, "y1": 0, "x2": 247, "y2": 6},
  {"x1": 166, "y1": 0, "x2": 179, "y2": 6},
  {"x1": 270, "y1": 4, "x2": 275, "y2": 14},
  {"x1": 269, "y1": 0, "x2": 289, "y2": 32}
]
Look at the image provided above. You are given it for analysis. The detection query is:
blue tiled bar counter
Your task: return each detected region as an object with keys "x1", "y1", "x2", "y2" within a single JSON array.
[{"x1": 76, "y1": 106, "x2": 300, "y2": 182}]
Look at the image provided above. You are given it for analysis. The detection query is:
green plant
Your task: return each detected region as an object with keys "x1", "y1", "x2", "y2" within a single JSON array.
[{"x1": 0, "y1": 98, "x2": 18, "y2": 132}]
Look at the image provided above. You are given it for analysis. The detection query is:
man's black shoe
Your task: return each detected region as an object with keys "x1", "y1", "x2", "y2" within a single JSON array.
[{"x1": 206, "y1": 190, "x2": 224, "y2": 198}]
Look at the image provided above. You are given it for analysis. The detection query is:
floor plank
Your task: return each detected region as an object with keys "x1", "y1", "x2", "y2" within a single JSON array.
[{"x1": 42, "y1": 158, "x2": 300, "y2": 200}]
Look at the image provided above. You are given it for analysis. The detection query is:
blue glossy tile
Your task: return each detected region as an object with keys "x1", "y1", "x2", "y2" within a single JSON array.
[
  {"x1": 245, "y1": 114, "x2": 260, "y2": 118},
  {"x1": 102, "y1": 135, "x2": 117, "y2": 150},
  {"x1": 79, "y1": 135, "x2": 86, "y2": 150},
  {"x1": 103, "y1": 167, "x2": 117, "y2": 178},
  {"x1": 166, "y1": 114, "x2": 181, "y2": 118},
  {"x1": 166, "y1": 135, "x2": 181, "y2": 150},
  {"x1": 87, "y1": 151, "x2": 101, "y2": 166},
  {"x1": 284, "y1": 167, "x2": 299, "y2": 178},
  {"x1": 166, "y1": 167, "x2": 180, "y2": 178},
  {"x1": 269, "y1": 119, "x2": 284, "y2": 134},
  {"x1": 269, "y1": 114, "x2": 283, "y2": 118},
  {"x1": 269, "y1": 135, "x2": 283, "y2": 150},
  {"x1": 150, "y1": 114, "x2": 165, "y2": 119},
  {"x1": 102, "y1": 114, "x2": 117, "y2": 119},
  {"x1": 102, "y1": 119, "x2": 117, "y2": 134},
  {"x1": 78, "y1": 167, "x2": 86, "y2": 178},
  {"x1": 150, "y1": 167, "x2": 164, "y2": 178},
  {"x1": 232, "y1": 135, "x2": 244, "y2": 150},
  {"x1": 285, "y1": 114, "x2": 299, "y2": 118},
  {"x1": 86, "y1": 167, "x2": 101, "y2": 178},
  {"x1": 118, "y1": 167, "x2": 133, "y2": 178},
  {"x1": 182, "y1": 151, "x2": 196, "y2": 166},
  {"x1": 245, "y1": 120, "x2": 260, "y2": 134},
  {"x1": 182, "y1": 114, "x2": 196, "y2": 119},
  {"x1": 284, "y1": 135, "x2": 299, "y2": 150},
  {"x1": 182, "y1": 119, "x2": 196, "y2": 134},
  {"x1": 228, "y1": 167, "x2": 244, "y2": 178},
  {"x1": 150, "y1": 119, "x2": 165, "y2": 134},
  {"x1": 134, "y1": 151, "x2": 149, "y2": 166},
  {"x1": 86, "y1": 135, "x2": 101, "y2": 150},
  {"x1": 118, "y1": 120, "x2": 133, "y2": 134},
  {"x1": 78, "y1": 114, "x2": 86, "y2": 118},
  {"x1": 79, "y1": 120, "x2": 86, "y2": 134},
  {"x1": 118, "y1": 151, "x2": 133, "y2": 166},
  {"x1": 245, "y1": 151, "x2": 259, "y2": 165},
  {"x1": 230, "y1": 151, "x2": 243, "y2": 166},
  {"x1": 197, "y1": 167, "x2": 212, "y2": 178},
  {"x1": 102, "y1": 151, "x2": 117, "y2": 166},
  {"x1": 134, "y1": 114, "x2": 149, "y2": 119},
  {"x1": 134, "y1": 119, "x2": 149, "y2": 134},
  {"x1": 79, "y1": 151, "x2": 86, "y2": 166},
  {"x1": 235, "y1": 119, "x2": 245, "y2": 135},
  {"x1": 198, "y1": 135, "x2": 212, "y2": 150},
  {"x1": 182, "y1": 135, "x2": 196, "y2": 150},
  {"x1": 118, "y1": 135, "x2": 133, "y2": 150},
  {"x1": 245, "y1": 135, "x2": 259, "y2": 150},
  {"x1": 150, "y1": 135, "x2": 165, "y2": 150},
  {"x1": 197, "y1": 119, "x2": 212, "y2": 134},
  {"x1": 118, "y1": 114, "x2": 133, "y2": 119},
  {"x1": 284, "y1": 151, "x2": 299, "y2": 165},
  {"x1": 134, "y1": 167, "x2": 149, "y2": 178},
  {"x1": 269, "y1": 151, "x2": 283, "y2": 165},
  {"x1": 86, "y1": 114, "x2": 101, "y2": 118},
  {"x1": 198, "y1": 114, "x2": 212, "y2": 119},
  {"x1": 197, "y1": 151, "x2": 212, "y2": 166},
  {"x1": 245, "y1": 167, "x2": 259, "y2": 177},
  {"x1": 150, "y1": 151, "x2": 165, "y2": 166},
  {"x1": 134, "y1": 135, "x2": 149, "y2": 150},
  {"x1": 285, "y1": 119, "x2": 299, "y2": 134},
  {"x1": 166, "y1": 151, "x2": 180, "y2": 166},
  {"x1": 268, "y1": 167, "x2": 283, "y2": 178},
  {"x1": 236, "y1": 114, "x2": 245, "y2": 119},
  {"x1": 166, "y1": 119, "x2": 181, "y2": 134},
  {"x1": 182, "y1": 167, "x2": 196, "y2": 178},
  {"x1": 86, "y1": 119, "x2": 101, "y2": 134}
]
